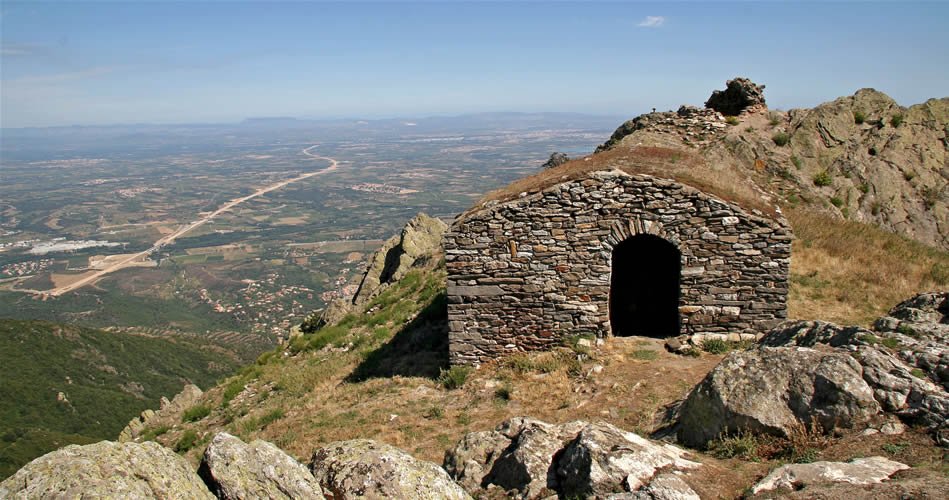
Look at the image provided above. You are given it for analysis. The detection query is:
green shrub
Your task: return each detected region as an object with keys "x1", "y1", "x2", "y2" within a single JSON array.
[
  {"x1": 182, "y1": 404, "x2": 211, "y2": 423},
  {"x1": 494, "y1": 385, "x2": 512, "y2": 402},
  {"x1": 813, "y1": 170, "x2": 833, "y2": 187},
  {"x1": 890, "y1": 114, "x2": 903, "y2": 128},
  {"x1": 221, "y1": 379, "x2": 245, "y2": 407},
  {"x1": 830, "y1": 197, "x2": 844, "y2": 208},
  {"x1": 725, "y1": 116, "x2": 740, "y2": 126},
  {"x1": 910, "y1": 368, "x2": 926, "y2": 379},
  {"x1": 791, "y1": 156, "x2": 803, "y2": 169},
  {"x1": 853, "y1": 110, "x2": 866, "y2": 124},
  {"x1": 682, "y1": 347, "x2": 702, "y2": 358},
  {"x1": 139, "y1": 425, "x2": 169, "y2": 442},
  {"x1": 882, "y1": 442, "x2": 909, "y2": 454},
  {"x1": 424, "y1": 406, "x2": 444, "y2": 419},
  {"x1": 174, "y1": 429, "x2": 198, "y2": 453},
  {"x1": 701, "y1": 338, "x2": 730, "y2": 354},
  {"x1": 771, "y1": 132, "x2": 790, "y2": 146},
  {"x1": 708, "y1": 431, "x2": 759, "y2": 460},
  {"x1": 437, "y1": 366, "x2": 471, "y2": 390}
]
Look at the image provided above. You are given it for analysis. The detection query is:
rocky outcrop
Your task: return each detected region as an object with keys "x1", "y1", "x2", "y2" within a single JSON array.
[
  {"x1": 352, "y1": 213, "x2": 447, "y2": 307},
  {"x1": 594, "y1": 81, "x2": 949, "y2": 250},
  {"x1": 750, "y1": 456, "x2": 908, "y2": 494},
  {"x1": 119, "y1": 383, "x2": 203, "y2": 442},
  {"x1": 677, "y1": 347, "x2": 880, "y2": 447},
  {"x1": 874, "y1": 291, "x2": 949, "y2": 390},
  {"x1": 542, "y1": 152, "x2": 570, "y2": 169},
  {"x1": 751, "y1": 293, "x2": 949, "y2": 446},
  {"x1": 704, "y1": 77, "x2": 767, "y2": 116},
  {"x1": 311, "y1": 439, "x2": 470, "y2": 500},
  {"x1": 299, "y1": 213, "x2": 447, "y2": 332},
  {"x1": 445, "y1": 417, "x2": 701, "y2": 499},
  {"x1": 198, "y1": 432, "x2": 325, "y2": 499},
  {"x1": 0, "y1": 441, "x2": 214, "y2": 499}
]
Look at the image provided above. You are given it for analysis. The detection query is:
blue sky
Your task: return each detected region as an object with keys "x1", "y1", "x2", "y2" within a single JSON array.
[{"x1": 2, "y1": 1, "x2": 947, "y2": 127}]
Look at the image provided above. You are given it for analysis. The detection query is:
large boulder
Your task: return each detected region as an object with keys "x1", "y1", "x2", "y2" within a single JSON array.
[
  {"x1": 310, "y1": 439, "x2": 470, "y2": 499},
  {"x1": 555, "y1": 422, "x2": 699, "y2": 498},
  {"x1": 0, "y1": 440, "x2": 213, "y2": 499},
  {"x1": 762, "y1": 305, "x2": 949, "y2": 446},
  {"x1": 445, "y1": 417, "x2": 701, "y2": 499},
  {"x1": 750, "y1": 456, "x2": 909, "y2": 495},
  {"x1": 351, "y1": 213, "x2": 447, "y2": 306},
  {"x1": 704, "y1": 77, "x2": 767, "y2": 115},
  {"x1": 198, "y1": 432, "x2": 324, "y2": 499},
  {"x1": 677, "y1": 347, "x2": 880, "y2": 447}
]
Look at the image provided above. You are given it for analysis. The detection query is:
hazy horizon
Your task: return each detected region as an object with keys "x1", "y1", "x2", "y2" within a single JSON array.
[{"x1": 3, "y1": 1, "x2": 948, "y2": 128}]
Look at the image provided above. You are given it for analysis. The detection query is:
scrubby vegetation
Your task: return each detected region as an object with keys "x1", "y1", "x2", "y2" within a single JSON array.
[
  {"x1": 0, "y1": 319, "x2": 234, "y2": 479},
  {"x1": 771, "y1": 132, "x2": 790, "y2": 146}
]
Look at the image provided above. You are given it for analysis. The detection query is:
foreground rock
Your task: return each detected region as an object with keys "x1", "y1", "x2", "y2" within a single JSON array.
[
  {"x1": 677, "y1": 347, "x2": 880, "y2": 447},
  {"x1": 311, "y1": 439, "x2": 470, "y2": 499},
  {"x1": 0, "y1": 440, "x2": 214, "y2": 499},
  {"x1": 751, "y1": 456, "x2": 908, "y2": 494},
  {"x1": 704, "y1": 77, "x2": 767, "y2": 115},
  {"x1": 757, "y1": 293, "x2": 949, "y2": 446},
  {"x1": 445, "y1": 417, "x2": 700, "y2": 499},
  {"x1": 199, "y1": 432, "x2": 324, "y2": 499}
]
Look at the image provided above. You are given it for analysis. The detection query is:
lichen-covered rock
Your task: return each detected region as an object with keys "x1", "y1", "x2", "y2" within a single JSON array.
[
  {"x1": 442, "y1": 430, "x2": 512, "y2": 493},
  {"x1": 352, "y1": 213, "x2": 447, "y2": 306},
  {"x1": 0, "y1": 440, "x2": 214, "y2": 499},
  {"x1": 611, "y1": 473, "x2": 700, "y2": 500},
  {"x1": 677, "y1": 347, "x2": 880, "y2": 447},
  {"x1": 761, "y1": 305, "x2": 949, "y2": 446},
  {"x1": 873, "y1": 291, "x2": 949, "y2": 390},
  {"x1": 750, "y1": 456, "x2": 909, "y2": 494},
  {"x1": 310, "y1": 439, "x2": 470, "y2": 500},
  {"x1": 446, "y1": 418, "x2": 702, "y2": 499},
  {"x1": 704, "y1": 77, "x2": 767, "y2": 115},
  {"x1": 198, "y1": 432, "x2": 324, "y2": 499},
  {"x1": 555, "y1": 422, "x2": 699, "y2": 497},
  {"x1": 482, "y1": 418, "x2": 586, "y2": 498}
]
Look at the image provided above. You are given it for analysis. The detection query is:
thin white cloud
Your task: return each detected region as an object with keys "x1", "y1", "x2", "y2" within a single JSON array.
[{"x1": 637, "y1": 16, "x2": 665, "y2": 28}]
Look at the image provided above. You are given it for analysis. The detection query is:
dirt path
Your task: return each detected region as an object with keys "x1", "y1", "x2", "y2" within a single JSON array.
[{"x1": 44, "y1": 146, "x2": 338, "y2": 296}]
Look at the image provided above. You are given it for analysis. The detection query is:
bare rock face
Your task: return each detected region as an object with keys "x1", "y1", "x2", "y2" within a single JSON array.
[
  {"x1": 874, "y1": 291, "x2": 949, "y2": 390},
  {"x1": 310, "y1": 439, "x2": 470, "y2": 500},
  {"x1": 704, "y1": 77, "x2": 767, "y2": 115},
  {"x1": 198, "y1": 432, "x2": 324, "y2": 499},
  {"x1": 750, "y1": 456, "x2": 908, "y2": 494},
  {"x1": 445, "y1": 418, "x2": 701, "y2": 499},
  {"x1": 0, "y1": 440, "x2": 214, "y2": 499},
  {"x1": 555, "y1": 422, "x2": 700, "y2": 498},
  {"x1": 677, "y1": 347, "x2": 880, "y2": 447},
  {"x1": 541, "y1": 152, "x2": 570, "y2": 169},
  {"x1": 351, "y1": 213, "x2": 447, "y2": 307}
]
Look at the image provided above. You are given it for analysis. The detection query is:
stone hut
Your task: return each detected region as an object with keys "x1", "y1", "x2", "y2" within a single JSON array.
[{"x1": 445, "y1": 169, "x2": 791, "y2": 366}]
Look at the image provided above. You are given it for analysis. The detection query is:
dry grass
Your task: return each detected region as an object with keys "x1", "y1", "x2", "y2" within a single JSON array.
[
  {"x1": 467, "y1": 146, "x2": 779, "y2": 219},
  {"x1": 787, "y1": 207, "x2": 949, "y2": 325}
]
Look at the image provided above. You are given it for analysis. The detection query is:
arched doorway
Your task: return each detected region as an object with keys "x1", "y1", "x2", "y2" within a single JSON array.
[{"x1": 609, "y1": 234, "x2": 681, "y2": 337}]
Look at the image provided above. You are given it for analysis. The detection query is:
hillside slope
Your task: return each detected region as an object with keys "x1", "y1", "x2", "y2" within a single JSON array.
[{"x1": 0, "y1": 319, "x2": 237, "y2": 479}]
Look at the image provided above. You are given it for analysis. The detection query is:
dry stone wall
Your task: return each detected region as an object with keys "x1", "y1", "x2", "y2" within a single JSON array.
[{"x1": 446, "y1": 171, "x2": 791, "y2": 365}]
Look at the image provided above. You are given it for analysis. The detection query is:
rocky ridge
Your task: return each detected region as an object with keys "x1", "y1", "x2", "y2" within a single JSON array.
[{"x1": 598, "y1": 78, "x2": 949, "y2": 250}]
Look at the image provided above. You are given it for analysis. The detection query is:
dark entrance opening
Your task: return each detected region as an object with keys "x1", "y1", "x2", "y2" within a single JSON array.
[{"x1": 609, "y1": 234, "x2": 681, "y2": 337}]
